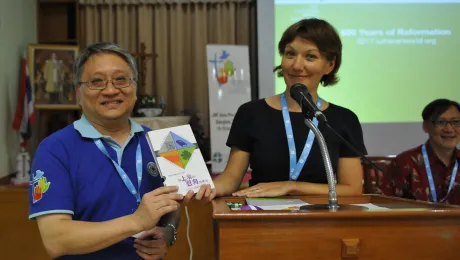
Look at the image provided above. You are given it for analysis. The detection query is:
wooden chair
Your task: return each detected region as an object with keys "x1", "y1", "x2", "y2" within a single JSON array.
[{"x1": 362, "y1": 156, "x2": 395, "y2": 194}]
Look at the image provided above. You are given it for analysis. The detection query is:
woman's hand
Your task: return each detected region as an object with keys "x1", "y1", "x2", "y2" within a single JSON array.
[{"x1": 232, "y1": 181, "x2": 296, "y2": 198}]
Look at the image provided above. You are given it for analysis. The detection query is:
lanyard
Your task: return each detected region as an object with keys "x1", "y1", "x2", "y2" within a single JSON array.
[
  {"x1": 94, "y1": 138, "x2": 143, "y2": 204},
  {"x1": 421, "y1": 144, "x2": 458, "y2": 203},
  {"x1": 281, "y1": 92, "x2": 322, "y2": 181}
]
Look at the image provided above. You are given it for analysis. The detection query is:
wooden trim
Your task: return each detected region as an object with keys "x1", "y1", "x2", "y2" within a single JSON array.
[
  {"x1": 0, "y1": 173, "x2": 15, "y2": 186},
  {"x1": 76, "y1": 0, "x2": 80, "y2": 45},
  {"x1": 35, "y1": 105, "x2": 81, "y2": 110},
  {"x1": 362, "y1": 156, "x2": 395, "y2": 193},
  {"x1": 39, "y1": 0, "x2": 76, "y2": 3},
  {"x1": 212, "y1": 195, "x2": 460, "y2": 220},
  {"x1": 36, "y1": 0, "x2": 41, "y2": 43}
]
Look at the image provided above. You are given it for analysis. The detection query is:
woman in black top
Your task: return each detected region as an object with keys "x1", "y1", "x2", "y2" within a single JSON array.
[{"x1": 196, "y1": 18, "x2": 367, "y2": 201}]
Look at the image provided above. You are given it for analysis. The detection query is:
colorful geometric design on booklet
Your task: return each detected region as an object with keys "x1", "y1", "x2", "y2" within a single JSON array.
[{"x1": 158, "y1": 131, "x2": 196, "y2": 169}]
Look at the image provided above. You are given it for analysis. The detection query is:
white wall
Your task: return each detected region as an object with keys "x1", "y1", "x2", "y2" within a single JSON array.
[
  {"x1": 0, "y1": 0, "x2": 37, "y2": 178},
  {"x1": 257, "y1": 0, "x2": 275, "y2": 99}
]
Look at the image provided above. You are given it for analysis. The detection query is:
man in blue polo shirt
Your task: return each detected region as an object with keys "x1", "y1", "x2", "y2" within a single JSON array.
[{"x1": 28, "y1": 42, "x2": 193, "y2": 259}]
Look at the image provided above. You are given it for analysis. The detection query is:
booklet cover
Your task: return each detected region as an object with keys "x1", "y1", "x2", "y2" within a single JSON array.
[{"x1": 146, "y1": 124, "x2": 215, "y2": 195}]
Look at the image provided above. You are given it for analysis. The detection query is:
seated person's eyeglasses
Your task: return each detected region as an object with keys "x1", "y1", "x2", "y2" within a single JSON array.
[
  {"x1": 78, "y1": 76, "x2": 137, "y2": 90},
  {"x1": 432, "y1": 119, "x2": 460, "y2": 128}
]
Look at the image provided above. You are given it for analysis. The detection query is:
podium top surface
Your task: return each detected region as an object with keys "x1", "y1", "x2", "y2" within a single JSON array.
[{"x1": 212, "y1": 194, "x2": 460, "y2": 220}]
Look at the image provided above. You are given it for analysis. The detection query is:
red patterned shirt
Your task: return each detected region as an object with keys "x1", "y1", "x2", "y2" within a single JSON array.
[{"x1": 379, "y1": 142, "x2": 460, "y2": 205}]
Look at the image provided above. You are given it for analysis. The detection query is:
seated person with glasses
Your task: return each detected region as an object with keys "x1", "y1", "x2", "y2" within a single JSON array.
[
  {"x1": 28, "y1": 42, "x2": 193, "y2": 259},
  {"x1": 380, "y1": 99, "x2": 460, "y2": 204}
]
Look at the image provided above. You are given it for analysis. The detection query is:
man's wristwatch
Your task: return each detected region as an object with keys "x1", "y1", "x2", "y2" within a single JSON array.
[{"x1": 165, "y1": 224, "x2": 177, "y2": 246}]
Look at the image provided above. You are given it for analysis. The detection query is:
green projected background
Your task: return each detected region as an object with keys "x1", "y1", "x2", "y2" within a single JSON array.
[{"x1": 275, "y1": 3, "x2": 459, "y2": 123}]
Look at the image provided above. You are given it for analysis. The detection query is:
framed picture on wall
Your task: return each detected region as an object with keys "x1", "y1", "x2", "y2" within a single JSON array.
[{"x1": 28, "y1": 44, "x2": 80, "y2": 110}]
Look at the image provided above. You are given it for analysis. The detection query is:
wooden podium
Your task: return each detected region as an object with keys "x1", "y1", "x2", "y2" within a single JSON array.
[
  {"x1": 0, "y1": 187, "x2": 49, "y2": 260},
  {"x1": 0, "y1": 187, "x2": 215, "y2": 260},
  {"x1": 212, "y1": 195, "x2": 460, "y2": 260}
]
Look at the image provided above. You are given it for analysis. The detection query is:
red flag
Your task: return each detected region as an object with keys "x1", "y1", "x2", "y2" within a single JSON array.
[{"x1": 13, "y1": 57, "x2": 35, "y2": 148}]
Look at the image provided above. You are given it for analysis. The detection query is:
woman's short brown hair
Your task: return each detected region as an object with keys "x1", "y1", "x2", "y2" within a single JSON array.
[{"x1": 274, "y1": 18, "x2": 342, "y2": 87}]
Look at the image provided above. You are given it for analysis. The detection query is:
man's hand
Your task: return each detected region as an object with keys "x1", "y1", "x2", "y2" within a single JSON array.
[
  {"x1": 193, "y1": 184, "x2": 217, "y2": 204},
  {"x1": 134, "y1": 227, "x2": 168, "y2": 260},
  {"x1": 132, "y1": 186, "x2": 183, "y2": 231},
  {"x1": 232, "y1": 181, "x2": 296, "y2": 197},
  {"x1": 181, "y1": 190, "x2": 195, "y2": 206}
]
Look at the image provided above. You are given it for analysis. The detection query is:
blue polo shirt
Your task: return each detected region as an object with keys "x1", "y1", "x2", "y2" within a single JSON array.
[{"x1": 28, "y1": 115, "x2": 163, "y2": 259}]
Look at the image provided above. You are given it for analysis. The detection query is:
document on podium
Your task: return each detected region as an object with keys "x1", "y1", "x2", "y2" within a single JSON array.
[
  {"x1": 242, "y1": 199, "x2": 426, "y2": 212},
  {"x1": 351, "y1": 203, "x2": 431, "y2": 211},
  {"x1": 243, "y1": 199, "x2": 395, "y2": 211},
  {"x1": 351, "y1": 203, "x2": 390, "y2": 211},
  {"x1": 245, "y1": 198, "x2": 309, "y2": 210}
]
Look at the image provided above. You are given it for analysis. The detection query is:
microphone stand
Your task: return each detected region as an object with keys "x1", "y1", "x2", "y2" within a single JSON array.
[
  {"x1": 298, "y1": 115, "x2": 366, "y2": 212},
  {"x1": 295, "y1": 91, "x2": 417, "y2": 201},
  {"x1": 324, "y1": 123, "x2": 417, "y2": 200}
]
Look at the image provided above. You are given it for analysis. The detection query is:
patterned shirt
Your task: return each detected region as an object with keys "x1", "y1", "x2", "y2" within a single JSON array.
[{"x1": 379, "y1": 142, "x2": 460, "y2": 205}]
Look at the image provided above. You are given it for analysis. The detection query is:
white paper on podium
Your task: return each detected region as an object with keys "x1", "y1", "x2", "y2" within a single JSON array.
[
  {"x1": 245, "y1": 198, "x2": 309, "y2": 210},
  {"x1": 351, "y1": 203, "x2": 390, "y2": 211},
  {"x1": 353, "y1": 203, "x2": 432, "y2": 212}
]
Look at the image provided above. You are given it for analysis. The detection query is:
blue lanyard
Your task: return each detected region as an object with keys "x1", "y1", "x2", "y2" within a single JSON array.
[
  {"x1": 94, "y1": 138, "x2": 143, "y2": 204},
  {"x1": 422, "y1": 144, "x2": 458, "y2": 203},
  {"x1": 281, "y1": 92, "x2": 322, "y2": 181}
]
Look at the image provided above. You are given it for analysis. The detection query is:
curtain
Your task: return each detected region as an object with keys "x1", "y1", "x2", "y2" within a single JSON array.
[{"x1": 78, "y1": 0, "x2": 256, "y2": 135}]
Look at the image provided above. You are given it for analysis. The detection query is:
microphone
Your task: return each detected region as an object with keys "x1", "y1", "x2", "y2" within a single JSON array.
[{"x1": 290, "y1": 83, "x2": 327, "y2": 123}]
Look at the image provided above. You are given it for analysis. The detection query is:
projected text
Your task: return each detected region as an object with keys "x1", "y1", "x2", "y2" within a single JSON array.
[{"x1": 340, "y1": 28, "x2": 452, "y2": 45}]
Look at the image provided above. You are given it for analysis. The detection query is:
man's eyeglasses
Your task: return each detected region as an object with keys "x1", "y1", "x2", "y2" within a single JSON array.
[
  {"x1": 78, "y1": 76, "x2": 137, "y2": 90},
  {"x1": 432, "y1": 119, "x2": 460, "y2": 128}
]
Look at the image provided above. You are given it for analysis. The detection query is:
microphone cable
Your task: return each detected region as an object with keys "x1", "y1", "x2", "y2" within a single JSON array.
[{"x1": 324, "y1": 122, "x2": 418, "y2": 200}]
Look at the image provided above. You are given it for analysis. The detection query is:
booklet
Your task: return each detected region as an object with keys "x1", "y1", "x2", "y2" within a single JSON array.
[{"x1": 146, "y1": 124, "x2": 215, "y2": 196}]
